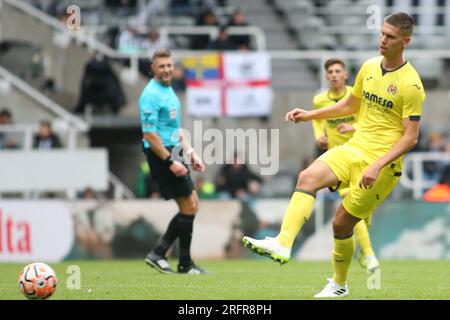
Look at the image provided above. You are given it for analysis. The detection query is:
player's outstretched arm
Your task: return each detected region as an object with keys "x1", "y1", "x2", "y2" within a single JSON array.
[{"x1": 286, "y1": 94, "x2": 361, "y2": 123}]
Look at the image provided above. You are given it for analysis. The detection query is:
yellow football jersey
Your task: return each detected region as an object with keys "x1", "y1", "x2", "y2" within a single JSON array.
[
  {"x1": 312, "y1": 86, "x2": 357, "y2": 149},
  {"x1": 350, "y1": 56, "x2": 425, "y2": 170}
]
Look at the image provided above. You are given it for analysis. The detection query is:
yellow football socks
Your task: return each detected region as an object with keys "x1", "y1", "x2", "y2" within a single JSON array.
[
  {"x1": 332, "y1": 236, "x2": 355, "y2": 285},
  {"x1": 354, "y1": 219, "x2": 375, "y2": 257},
  {"x1": 276, "y1": 190, "x2": 315, "y2": 248}
]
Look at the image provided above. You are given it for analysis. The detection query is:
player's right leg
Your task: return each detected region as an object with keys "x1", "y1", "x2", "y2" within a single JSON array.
[
  {"x1": 339, "y1": 187, "x2": 379, "y2": 272},
  {"x1": 315, "y1": 204, "x2": 359, "y2": 298},
  {"x1": 361, "y1": 215, "x2": 380, "y2": 272},
  {"x1": 242, "y1": 160, "x2": 339, "y2": 264}
]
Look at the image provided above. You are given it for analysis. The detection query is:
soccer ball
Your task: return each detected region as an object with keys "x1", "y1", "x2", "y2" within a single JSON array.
[{"x1": 18, "y1": 262, "x2": 57, "y2": 300}]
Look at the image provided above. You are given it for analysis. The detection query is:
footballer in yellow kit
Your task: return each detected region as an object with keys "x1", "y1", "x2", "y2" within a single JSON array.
[
  {"x1": 242, "y1": 12, "x2": 425, "y2": 298},
  {"x1": 312, "y1": 59, "x2": 377, "y2": 271},
  {"x1": 318, "y1": 55, "x2": 425, "y2": 219},
  {"x1": 313, "y1": 86, "x2": 356, "y2": 149}
]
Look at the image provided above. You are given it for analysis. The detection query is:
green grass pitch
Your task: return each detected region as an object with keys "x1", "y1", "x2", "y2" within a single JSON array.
[{"x1": 1, "y1": 259, "x2": 449, "y2": 300}]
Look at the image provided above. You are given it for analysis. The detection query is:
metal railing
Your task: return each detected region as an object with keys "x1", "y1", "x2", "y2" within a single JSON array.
[
  {"x1": 0, "y1": 125, "x2": 135, "y2": 199},
  {"x1": 158, "y1": 25, "x2": 267, "y2": 51},
  {"x1": 109, "y1": 171, "x2": 135, "y2": 199},
  {"x1": 319, "y1": 25, "x2": 449, "y2": 35},
  {"x1": 0, "y1": 65, "x2": 88, "y2": 131},
  {"x1": 0, "y1": 124, "x2": 78, "y2": 150},
  {"x1": 400, "y1": 152, "x2": 450, "y2": 200},
  {"x1": 312, "y1": 5, "x2": 450, "y2": 17}
]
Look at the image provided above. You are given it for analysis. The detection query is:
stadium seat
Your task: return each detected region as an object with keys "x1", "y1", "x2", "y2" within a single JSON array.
[
  {"x1": 273, "y1": 0, "x2": 314, "y2": 15},
  {"x1": 324, "y1": 0, "x2": 353, "y2": 26},
  {"x1": 0, "y1": 41, "x2": 45, "y2": 83},
  {"x1": 422, "y1": 35, "x2": 450, "y2": 49},
  {"x1": 340, "y1": 33, "x2": 377, "y2": 50},
  {"x1": 408, "y1": 58, "x2": 445, "y2": 87}
]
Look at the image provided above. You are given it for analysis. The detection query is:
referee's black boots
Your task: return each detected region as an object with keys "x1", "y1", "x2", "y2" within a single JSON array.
[
  {"x1": 177, "y1": 262, "x2": 208, "y2": 275},
  {"x1": 145, "y1": 252, "x2": 176, "y2": 274}
]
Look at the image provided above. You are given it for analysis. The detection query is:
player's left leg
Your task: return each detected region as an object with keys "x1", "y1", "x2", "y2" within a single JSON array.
[
  {"x1": 315, "y1": 205, "x2": 360, "y2": 298},
  {"x1": 354, "y1": 216, "x2": 379, "y2": 272}
]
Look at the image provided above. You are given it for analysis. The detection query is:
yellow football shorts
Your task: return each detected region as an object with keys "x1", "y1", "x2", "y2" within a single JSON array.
[
  {"x1": 318, "y1": 143, "x2": 401, "y2": 219},
  {"x1": 337, "y1": 188, "x2": 372, "y2": 227}
]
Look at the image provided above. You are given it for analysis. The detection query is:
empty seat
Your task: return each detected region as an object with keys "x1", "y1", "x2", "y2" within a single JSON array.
[{"x1": 408, "y1": 58, "x2": 445, "y2": 84}]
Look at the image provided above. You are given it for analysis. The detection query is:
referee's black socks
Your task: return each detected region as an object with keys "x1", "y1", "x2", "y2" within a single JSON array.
[
  {"x1": 154, "y1": 213, "x2": 181, "y2": 257},
  {"x1": 177, "y1": 213, "x2": 195, "y2": 267}
]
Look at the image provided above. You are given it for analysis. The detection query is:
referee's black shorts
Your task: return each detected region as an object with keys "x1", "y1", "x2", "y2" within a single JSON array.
[{"x1": 144, "y1": 146, "x2": 194, "y2": 200}]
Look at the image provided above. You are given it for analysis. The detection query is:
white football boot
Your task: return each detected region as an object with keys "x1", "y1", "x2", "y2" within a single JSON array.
[
  {"x1": 314, "y1": 278, "x2": 349, "y2": 298},
  {"x1": 242, "y1": 236, "x2": 291, "y2": 265}
]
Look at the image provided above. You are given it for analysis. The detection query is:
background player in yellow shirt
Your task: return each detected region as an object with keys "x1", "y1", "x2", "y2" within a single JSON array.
[
  {"x1": 243, "y1": 12, "x2": 425, "y2": 298},
  {"x1": 312, "y1": 58, "x2": 379, "y2": 273},
  {"x1": 312, "y1": 59, "x2": 355, "y2": 151}
]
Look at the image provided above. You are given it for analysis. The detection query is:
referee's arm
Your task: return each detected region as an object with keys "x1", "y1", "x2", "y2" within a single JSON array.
[
  {"x1": 144, "y1": 132, "x2": 188, "y2": 177},
  {"x1": 179, "y1": 129, "x2": 205, "y2": 172},
  {"x1": 143, "y1": 132, "x2": 171, "y2": 161}
]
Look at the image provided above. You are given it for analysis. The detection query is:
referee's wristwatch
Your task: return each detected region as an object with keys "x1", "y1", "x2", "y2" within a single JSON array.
[{"x1": 164, "y1": 155, "x2": 174, "y2": 167}]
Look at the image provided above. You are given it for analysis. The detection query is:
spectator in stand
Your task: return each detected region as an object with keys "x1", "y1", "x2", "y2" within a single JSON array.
[
  {"x1": 196, "y1": 0, "x2": 228, "y2": 9},
  {"x1": 423, "y1": 164, "x2": 450, "y2": 202},
  {"x1": 192, "y1": 9, "x2": 219, "y2": 49},
  {"x1": 141, "y1": 27, "x2": 171, "y2": 56},
  {"x1": 169, "y1": 0, "x2": 195, "y2": 16},
  {"x1": 33, "y1": 120, "x2": 62, "y2": 149},
  {"x1": 171, "y1": 64, "x2": 187, "y2": 92},
  {"x1": 427, "y1": 131, "x2": 447, "y2": 151},
  {"x1": 216, "y1": 152, "x2": 262, "y2": 200},
  {"x1": 215, "y1": 0, "x2": 228, "y2": 6},
  {"x1": 138, "y1": 27, "x2": 172, "y2": 78},
  {"x1": 106, "y1": 0, "x2": 137, "y2": 9},
  {"x1": 74, "y1": 52, "x2": 126, "y2": 116},
  {"x1": 136, "y1": 0, "x2": 167, "y2": 27},
  {"x1": 227, "y1": 9, "x2": 251, "y2": 50},
  {"x1": 79, "y1": 187, "x2": 97, "y2": 200},
  {"x1": 207, "y1": 26, "x2": 238, "y2": 51},
  {"x1": 422, "y1": 131, "x2": 448, "y2": 181},
  {"x1": 0, "y1": 108, "x2": 20, "y2": 149},
  {"x1": 117, "y1": 24, "x2": 142, "y2": 54},
  {"x1": 195, "y1": 176, "x2": 217, "y2": 199},
  {"x1": 136, "y1": 161, "x2": 161, "y2": 199},
  {"x1": 446, "y1": 141, "x2": 450, "y2": 154}
]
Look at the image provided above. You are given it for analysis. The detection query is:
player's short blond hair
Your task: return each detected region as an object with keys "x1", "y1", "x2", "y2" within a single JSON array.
[{"x1": 384, "y1": 12, "x2": 415, "y2": 36}]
